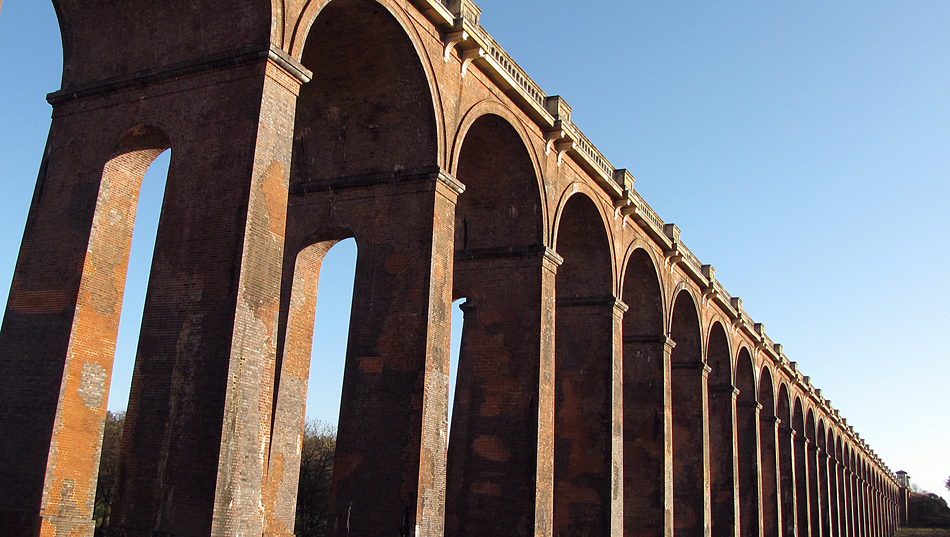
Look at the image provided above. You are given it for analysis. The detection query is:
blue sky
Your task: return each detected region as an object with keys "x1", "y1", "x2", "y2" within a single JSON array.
[{"x1": 1, "y1": 1, "x2": 947, "y2": 500}]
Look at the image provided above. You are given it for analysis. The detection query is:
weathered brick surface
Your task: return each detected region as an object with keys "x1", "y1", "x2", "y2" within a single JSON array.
[
  {"x1": 551, "y1": 195, "x2": 619, "y2": 537},
  {"x1": 0, "y1": 1, "x2": 906, "y2": 536},
  {"x1": 621, "y1": 249, "x2": 673, "y2": 537},
  {"x1": 735, "y1": 351, "x2": 762, "y2": 537},
  {"x1": 777, "y1": 389, "x2": 798, "y2": 537},
  {"x1": 707, "y1": 326, "x2": 739, "y2": 537},
  {"x1": 669, "y1": 292, "x2": 711, "y2": 537},
  {"x1": 443, "y1": 112, "x2": 554, "y2": 537},
  {"x1": 759, "y1": 372, "x2": 781, "y2": 537}
]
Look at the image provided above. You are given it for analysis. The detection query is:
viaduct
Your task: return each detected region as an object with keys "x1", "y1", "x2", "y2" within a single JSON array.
[{"x1": 0, "y1": 0, "x2": 908, "y2": 536}]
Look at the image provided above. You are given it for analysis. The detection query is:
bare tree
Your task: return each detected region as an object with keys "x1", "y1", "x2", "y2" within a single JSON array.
[
  {"x1": 91, "y1": 413, "x2": 335, "y2": 536},
  {"x1": 95, "y1": 411, "x2": 125, "y2": 535},
  {"x1": 295, "y1": 419, "x2": 337, "y2": 537}
]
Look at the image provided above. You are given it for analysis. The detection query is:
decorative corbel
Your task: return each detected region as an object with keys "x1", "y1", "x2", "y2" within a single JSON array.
[
  {"x1": 544, "y1": 129, "x2": 564, "y2": 155},
  {"x1": 754, "y1": 323, "x2": 767, "y2": 352},
  {"x1": 620, "y1": 203, "x2": 640, "y2": 217},
  {"x1": 664, "y1": 243, "x2": 683, "y2": 269},
  {"x1": 701, "y1": 264, "x2": 717, "y2": 303},
  {"x1": 730, "y1": 297, "x2": 744, "y2": 331},
  {"x1": 460, "y1": 47, "x2": 484, "y2": 77},
  {"x1": 443, "y1": 30, "x2": 468, "y2": 61},
  {"x1": 613, "y1": 193, "x2": 640, "y2": 227},
  {"x1": 555, "y1": 140, "x2": 574, "y2": 165},
  {"x1": 732, "y1": 314, "x2": 745, "y2": 332},
  {"x1": 614, "y1": 196, "x2": 631, "y2": 219}
]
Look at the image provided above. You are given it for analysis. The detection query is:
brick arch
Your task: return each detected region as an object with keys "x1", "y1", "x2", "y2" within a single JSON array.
[
  {"x1": 552, "y1": 188, "x2": 615, "y2": 295},
  {"x1": 734, "y1": 343, "x2": 755, "y2": 380},
  {"x1": 707, "y1": 320, "x2": 738, "y2": 537},
  {"x1": 707, "y1": 320, "x2": 733, "y2": 387},
  {"x1": 793, "y1": 396, "x2": 811, "y2": 535},
  {"x1": 24, "y1": 123, "x2": 174, "y2": 536},
  {"x1": 835, "y1": 432, "x2": 847, "y2": 537},
  {"x1": 777, "y1": 383, "x2": 792, "y2": 424},
  {"x1": 705, "y1": 313, "x2": 732, "y2": 360},
  {"x1": 552, "y1": 189, "x2": 617, "y2": 536},
  {"x1": 670, "y1": 289, "x2": 702, "y2": 357},
  {"x1": 816, "y1": 419, "x2": 833, "y2": 536},
  {"x1": 264, "y1": 226, "x2": 356, "y2": 534},
  {"x1": 777, "y1": 383, "x2": 796, "y2": 537},
  {"x1": 621, "y1": 246, "x2": 665, "y2": 337},
  {"x1": 758, "y1": 364, "x2": 776, "y2": 417},
  {"x1": 793, "y1": 397, "x2": 806, "y2": 438},
  {"x1": 277, "y1": 6, "x2": 453, "y2": 530},
  {"x1": 450, "y1": 100, "x2": 546, "y2": 208},
  {"x1": 670, "y1": 289, "x2": 708, "y2": 534},
  {"x1": 758, "y1": 365, "x2": 780, "y2": 536},
  {"x1": 735, "y1": 347, "x2": 761, "y2": 537},
  {"x1": 805, "y1": 408, "x2": 817, "y2": 442},
  {"x1": 620, "y1": 240, "x2": 668, "y2": 319},
  {"x1": 831, "y1": 430, "x2": 841, "y2": 463},
  {"x1": 289, "y1": 0, "x2": 446, "y2": 162},
  {"x1": 290, "y1": 0, "x2": 440, "y2": 184},
  {"x1": 444, "y1": 107, "x2": 552, "y2": 535},
  {"x1": 619, "y1": 244, "x2": 669, "y2": 534},
  {"x1": 450, "y1": 111, "x2": 545, "y2": 258},
  {"x1": 806, "y1": 409, "x2": 823, "y2": 537}
]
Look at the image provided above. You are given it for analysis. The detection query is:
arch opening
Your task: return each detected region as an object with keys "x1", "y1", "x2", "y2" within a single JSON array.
[
  {"x1": 735, "y1": 348, "x2": 761, "y2": 537},
  {"x1": 758, "y1": 367, "x2": 779, "y2": 537},
  {"x1": 95, "y1": 144, "x2": 170, "y2": 526},
  {"x1": 706, "y1": 322, "x2": 737, "y2": 537},
  {"x1": 827, "y1": 431, "x2": 842, "y2": 537},
  {"x1": 268, "y1": 235, "x2": 357, "y2": 537},
  {"x1": 553, "y1": 193, "x2": 616, "y2": 537},
  {"x1": 620, "y1": 248, "x2": 668, "y2": 535},
  {"x1": 669, "y1": 290, "x2": 709, "y2": 534},
  {"x1": 87, "y1": 135, "x2": 171, "y2": 532},
  {"x1": 276, "y1": 1, "x2": 447, "y2": 535},
  {"x1": 806, "y1": 409, "x2": 822, "y2": 537},
  {"x1": 793, "y1": 399, "x2": 810, "y2": 536},
  {"x1": 777, "y1": 385, "x2": 796, "y2": 537},
  {"x1": 817, "y1": 421, "x2": 832, "y2": 537},
  {"x1": 445, "y1": 113, "x2": 548, "y2": 536}
]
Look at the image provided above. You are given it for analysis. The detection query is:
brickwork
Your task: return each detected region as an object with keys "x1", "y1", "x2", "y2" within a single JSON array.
[
  {"x1": 758, "y1": 371, "x2": 781, "y2": 537},
  {"x1": 707, "y1": 326, "x2": 739, "y2": 537},
  {"x1": 736, "y1": 351, "x2": 763, "y2": 537},
  {"x1": 0, "y1": 0, "x2": 907, "y2": 536},
  {"x1": 444, "y1": 113, "x2": 555, "y2": 536},
  {"x1": 670, "y1": 292, "x2": 711, "y2": 537}
]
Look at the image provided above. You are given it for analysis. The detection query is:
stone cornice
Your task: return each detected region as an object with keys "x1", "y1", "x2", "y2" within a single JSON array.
[{"x1": 47, "y1": 43, "x2": 312, "y2": 106}]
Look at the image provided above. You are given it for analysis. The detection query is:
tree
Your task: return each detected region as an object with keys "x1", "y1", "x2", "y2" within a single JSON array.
[
  {"x1": 295, "y1": 419, "x2": 337, "y2": 537},
  {"x1": 94, "y1": 411, "x2": 125, "y2": 534},
  {"x1": 945, "y1": 474, "x2": 950, "y2": 492},
  {"x1": 907, "y1": 492, "x2": 950, "y2": 529},
  {"x1": 90, "y1": 412, "x2": 335, "y2": 536}
]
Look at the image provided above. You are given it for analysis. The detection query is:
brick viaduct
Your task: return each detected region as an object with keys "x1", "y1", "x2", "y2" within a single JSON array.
[{"x1": 0, "y1": 1, "x2": 907, "y2": 536}]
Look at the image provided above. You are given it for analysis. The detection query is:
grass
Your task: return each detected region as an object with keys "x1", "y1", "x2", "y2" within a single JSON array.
[{"x1": 897, "y1": 529, "x2": 950, "y2": 536}]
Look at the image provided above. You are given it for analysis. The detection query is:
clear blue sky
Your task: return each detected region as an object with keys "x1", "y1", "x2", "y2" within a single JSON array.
[{"x1": 1, "y1": 0, "x2": 947, "y2": 500}]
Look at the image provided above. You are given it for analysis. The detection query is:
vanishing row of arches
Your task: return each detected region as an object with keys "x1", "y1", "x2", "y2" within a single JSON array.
[{"x1": 0, "y1": 0, "x2": 902, "y2": 536}]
